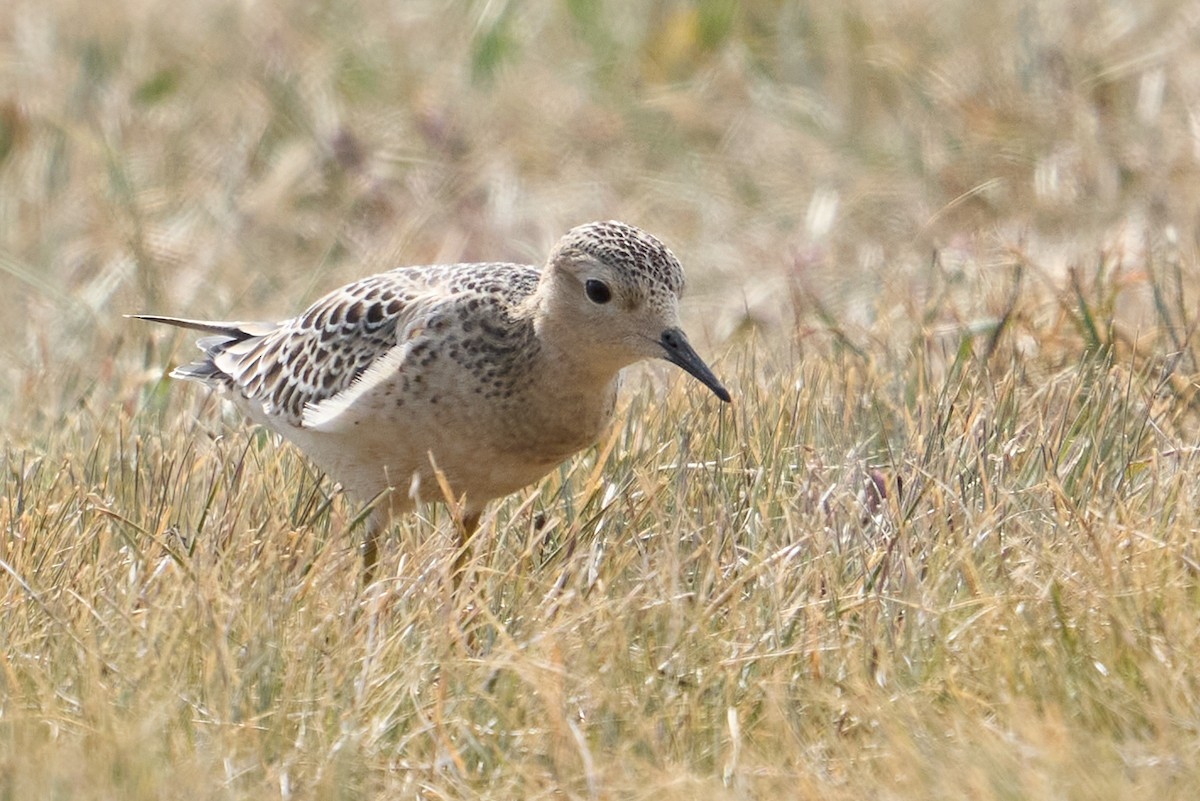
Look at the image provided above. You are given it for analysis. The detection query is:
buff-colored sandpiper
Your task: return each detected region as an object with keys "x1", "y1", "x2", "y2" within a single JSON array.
[{"x1": 134, "y1": 221, "x2": 729, "y2": 580}]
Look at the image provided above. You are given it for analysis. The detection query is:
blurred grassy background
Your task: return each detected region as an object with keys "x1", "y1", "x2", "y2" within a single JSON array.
[
  {"x1": 4, "y1": 0, "x2": 1199, "y2": 423},
  {"x1": 3, "y1": 0, "x2": 1200, "y2": 798}
]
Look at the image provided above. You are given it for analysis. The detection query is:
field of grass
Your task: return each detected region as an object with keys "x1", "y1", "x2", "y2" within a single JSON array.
[{"x1": 3, "y1": 0, "x2": 1200, "y2": 797}]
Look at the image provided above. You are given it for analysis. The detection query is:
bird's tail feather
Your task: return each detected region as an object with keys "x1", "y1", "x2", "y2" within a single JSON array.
[
  {"x1": 129, "y1": 314, "x2": 278, "y2": 386},
  {"x1": 126, "y1": 314, "x2": 276, "y2": 338}
]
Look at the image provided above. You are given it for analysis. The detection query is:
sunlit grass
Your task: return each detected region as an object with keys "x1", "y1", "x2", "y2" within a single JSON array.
[
  {"x1": 6, "y1": 307, "x2": 1199, "y2": 797},
  {"x1": 3, "y1": 0, "x2": 1200, "y2": 798}
]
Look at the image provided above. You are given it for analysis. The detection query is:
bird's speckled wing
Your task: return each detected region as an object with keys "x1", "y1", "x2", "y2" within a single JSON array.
[{"x1": 147, "y1": 262, "x2": 541, "y2": 427}]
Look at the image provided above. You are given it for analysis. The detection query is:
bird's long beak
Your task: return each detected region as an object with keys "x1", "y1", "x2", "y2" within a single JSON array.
[{"x1": 659, "y1": 327, "x2": 731, "y2": 402}]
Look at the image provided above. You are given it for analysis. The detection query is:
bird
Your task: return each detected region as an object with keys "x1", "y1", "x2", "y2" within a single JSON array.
[{"x1": 133, "y1": 220, "x2": 730, "y2": 582}]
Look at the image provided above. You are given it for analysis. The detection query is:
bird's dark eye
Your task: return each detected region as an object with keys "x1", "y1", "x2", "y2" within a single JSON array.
[{"x1": 585, "y1": 279, "x2": 612, "y2": 305}]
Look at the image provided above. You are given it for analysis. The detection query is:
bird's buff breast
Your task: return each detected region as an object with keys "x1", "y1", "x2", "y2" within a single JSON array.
[
  {"x1": 423, "y1": 380, "x2": 616, "y2": 501},
  {"x1": 283, "y1": 375, "x2": 617, "y2": 508}
]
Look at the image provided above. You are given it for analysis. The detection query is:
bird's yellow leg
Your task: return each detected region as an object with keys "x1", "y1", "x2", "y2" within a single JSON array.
[
  {"x1": 361, "y1": 514, "x2": 381, "y2": 588},
  {"x1": 452, "y1": 511, "x2": 482, "y2": 588}
]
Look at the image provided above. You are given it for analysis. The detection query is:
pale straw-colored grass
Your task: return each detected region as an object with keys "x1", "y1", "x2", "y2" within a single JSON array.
[{"x1": 3, "y1": 0, "x2": 1200, "y2": 798}]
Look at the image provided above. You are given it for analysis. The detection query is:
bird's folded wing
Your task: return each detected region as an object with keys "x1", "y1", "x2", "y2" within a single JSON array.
[{"x1": 208, "y1": 273, "x2": 439, "y2": 426}]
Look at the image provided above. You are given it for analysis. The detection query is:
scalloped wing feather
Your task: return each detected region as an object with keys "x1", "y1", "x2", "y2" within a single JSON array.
[
  {"x1": 139, "y1": 262, "x2": 542, "y2": 428},
  {"x1": 212, "y1": 272, "x2": 436, "y2": 425}
]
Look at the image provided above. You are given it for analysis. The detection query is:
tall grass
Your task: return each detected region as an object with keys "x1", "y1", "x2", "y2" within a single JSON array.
[{"x1": 3, "y1": 0, "x2": 1200, "y2": 797}]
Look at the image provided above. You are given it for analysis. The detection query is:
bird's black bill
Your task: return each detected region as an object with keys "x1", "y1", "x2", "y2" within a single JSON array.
[{"x1": 659, "y1": 327, "x2": 731, "y2": 403}]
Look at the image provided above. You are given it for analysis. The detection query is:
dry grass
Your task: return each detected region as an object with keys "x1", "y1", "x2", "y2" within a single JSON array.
[{"x1": 3, "y1": 0, "x2": 1200, "y2": 798}]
